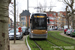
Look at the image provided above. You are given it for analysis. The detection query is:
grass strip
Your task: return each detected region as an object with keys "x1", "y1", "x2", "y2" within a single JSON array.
[
  {"x1": 35, "y1": 40, "x2": 60, "y2": 50},
  {"x1": 25, "y1": 38, "x2": 27, "y2": 45},
  {"x1": 27, "y1": 36, "x2": 40, "y2": 50},
  {"x1": 26, "y1": 31, "x2": 75, "y2": 50},
  {"x1": 49, "y1": 31, "x2": 75, "y2": 45},
  {"x1": 48, "y1": 31, "x2": 75, "y2": 50}
]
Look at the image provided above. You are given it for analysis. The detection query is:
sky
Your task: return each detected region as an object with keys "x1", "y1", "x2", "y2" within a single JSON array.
[{"x1": 9, "y1": 0, "x2": 66, "y2": 22}]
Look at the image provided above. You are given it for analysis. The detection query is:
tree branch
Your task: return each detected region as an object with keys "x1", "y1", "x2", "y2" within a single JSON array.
[{"x1": 64, "y1": 0, "x2": 72, "y2": 7}]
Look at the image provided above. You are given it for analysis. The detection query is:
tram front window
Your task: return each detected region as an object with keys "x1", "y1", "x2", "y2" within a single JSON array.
[{"x1": 32, "y1": 18, "x2": 47, "y2": 30}]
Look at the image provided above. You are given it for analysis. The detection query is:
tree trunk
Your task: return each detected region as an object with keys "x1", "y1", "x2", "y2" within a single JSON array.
[
  {"x1": 71, "y1": 15, "x2": 74, "y2": 29},
  {"x1": 67, "y1": 18, "x2": 69, "y2": 29},
  {"x1": 0, "y1": 0, "x2": 10, "y2": 50}
]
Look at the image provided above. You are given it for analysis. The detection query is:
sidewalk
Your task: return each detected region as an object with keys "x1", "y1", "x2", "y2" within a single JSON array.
[
  {"x1": 10, "y1": 36, "x2": 28, "y2": 50},
  {"x1": 60, "y1": 33, "x2": 75, "y2": 40}
]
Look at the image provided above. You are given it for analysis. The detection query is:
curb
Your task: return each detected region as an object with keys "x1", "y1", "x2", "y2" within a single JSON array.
[{"x1": 26, "y1": 36, "x2": 31, "y2": 50}]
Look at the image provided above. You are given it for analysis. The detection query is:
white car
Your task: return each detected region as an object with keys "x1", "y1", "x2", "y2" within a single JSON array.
[
  {"x1": 9, "y1": 28, "x2": 23, "y2": 40},
  {"x1": 66, "y1": 29, "x2": 72, "y2": 35}
]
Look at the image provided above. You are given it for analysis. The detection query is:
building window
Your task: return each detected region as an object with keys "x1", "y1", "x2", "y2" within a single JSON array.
[
  {"x1": 23, "y1": 22, "x2": 25, "y2": 25},
  {"x1": 53, "y1": 13, "x2": 56, "y2": 15},
  {"x1": 21, "y1": 18, "x2": 24, "y2": 20}
]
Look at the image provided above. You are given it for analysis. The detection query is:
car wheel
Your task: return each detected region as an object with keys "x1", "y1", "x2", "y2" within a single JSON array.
[
  {"x1": 19, "y1": 37, "x2": 21, "y2": 40},
  {"x1": 26, "y1": 32, "x2": 28, "y2": 35},
  {"x1": 24, "y1": 32, "x2": 26, "y2": 35},
  {"x1": 22, "y1": 35, "x2": 23, "y2": 38},
  {"x1": 28, "y1": 32, "x2": 29, "y2": 35},
  {"x1": 70, "y1": 34, "x2": 73, "y2": 37},
  {"x1": 66, "y1": 33, "x2": 68, "y2": 35}
]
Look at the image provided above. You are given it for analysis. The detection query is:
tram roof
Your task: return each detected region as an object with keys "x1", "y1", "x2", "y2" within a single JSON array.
[
  {"x1": 30, "y1": 12, "x2": 47, "y2": 18},
  {"x1": 31, "y1": 12, "x2": 47, "y2": 15}
]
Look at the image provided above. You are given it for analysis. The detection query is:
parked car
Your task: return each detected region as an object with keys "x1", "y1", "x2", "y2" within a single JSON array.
[
  {"x1": 24, "y1": 28, "x2": 30, "y2": 35},
  {"x1": 66, "y1": 29, "x2": 72, "y2": 35},
  {"x1": 21, "y1": 26, "x2": 27, "y2": 35},
  {"x1": 58, "y1": 27, "x2": 64, "y2": 30},
  {"x1": 54, "y1": 27, "x2": 58, "y2": 30},
  {"x1": 70, "y1": 29, "x2": 75, "y2": 37},
  {"x1": 50, "y1": 28, "x2": 53, "y2": 30},
  {"x1": 8, "y1": 28, "x2": 12, "y2": 31},
  {"x1": 9, "y1": 28, "x2": 23, "y2": 40},
  {"x1": 64, "y1": 28, "x2": 68, "y2": 34}
]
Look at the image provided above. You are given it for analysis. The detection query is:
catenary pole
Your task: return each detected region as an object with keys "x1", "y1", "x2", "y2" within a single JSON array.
[
  {"x1": 14, "y1": 0, "x2": 16, "y2": 43},
  {"x1": 27, "y1": 0, "x2": 29, "y2": 28}
]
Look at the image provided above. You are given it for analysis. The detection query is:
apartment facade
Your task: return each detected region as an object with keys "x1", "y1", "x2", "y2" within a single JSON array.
[
  {"x1": 20, "y1": 10, "x2": 30, "y2": 27},
  {"x1": 46, "y1": 11, "x2": 67, "y2": 29},
  {"x1": 57, "y1": 11, "x2": 66, "y2": 29},
  {"x1": 46, "y1": 11, "x2": 58, "y2": 29}
]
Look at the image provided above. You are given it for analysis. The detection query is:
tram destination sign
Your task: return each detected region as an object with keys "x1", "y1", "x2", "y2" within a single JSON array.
[{"x1": 34, "y1": 16, "x2": 45, "y2": 18}]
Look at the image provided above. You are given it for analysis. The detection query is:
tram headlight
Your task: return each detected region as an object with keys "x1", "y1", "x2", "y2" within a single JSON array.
[
  {"x1": 46, "y1": 31, "x2": 47, "y2": 33},
  {"x1": 31, "y1": 31, "x2": 33, "y2": 33}
]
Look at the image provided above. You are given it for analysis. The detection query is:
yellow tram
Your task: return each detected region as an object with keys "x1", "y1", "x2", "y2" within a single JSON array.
[{"x1": 29, "y1": 13, "x2": 49, "y2": 38}]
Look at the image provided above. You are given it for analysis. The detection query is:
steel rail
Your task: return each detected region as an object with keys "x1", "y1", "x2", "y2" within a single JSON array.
[
  {"x1": 33, "y1": 40, "x2": 43, "y2": 50},
  {"x1": 49, "y1": 33, "x2": 75, "y2": 46}
]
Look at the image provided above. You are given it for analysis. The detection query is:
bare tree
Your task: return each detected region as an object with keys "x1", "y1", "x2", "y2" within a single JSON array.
[
  {"x1": 38, "y1": 1, "x2": 47, "y2": 12},
  {"x1": 0, "y1": 0, "x2": 11, "y2": 50},
  {"x1": 43, "y1": 0, "x2": 47, "y2": 11},
  {"x1": 49, "y1": 0, "x2": 53, "y2": 12},
  {"x1": 38, "y1": 3, "x2": 43, "y2": 12},
  {"x1": 9, "y1": 0, "x2": 19, "y2": 21},
  {"x1": 9, "y1": 3, "x2": 14, "y2": 16},
  {"x1": 65, "y1": 6, "x2": 71, "y2": 29},
  {"x1": 59, "y1": 0, "x2": 75, "y2": 29},
  {"x1": 38, "y1": 0, "x2": 56, "y2": 12}
]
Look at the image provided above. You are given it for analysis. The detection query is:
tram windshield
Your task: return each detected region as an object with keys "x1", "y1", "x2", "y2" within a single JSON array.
[{"x1": 31, "y1": 14, "x2": 47, "y2": 30}]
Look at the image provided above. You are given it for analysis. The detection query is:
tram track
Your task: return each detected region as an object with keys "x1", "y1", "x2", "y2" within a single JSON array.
[
  {"x1": 29, "y1": 32, "x2": 75, "y2": 50},
  {"x1": 33, "y1": 40, "x2": 43, "y2": 50},
  {"x1": 46, "y1": 40, "x2": 63, "y2": 50},
  {"x1": 49, "y1": 33, "x2": 75, "y2": 46},
  {"x1": 27, "y1": 31, "x2": 75, "y2": 50},
  {"x1": 33, "y1": 39, "x2": 63, "y2": 50}
]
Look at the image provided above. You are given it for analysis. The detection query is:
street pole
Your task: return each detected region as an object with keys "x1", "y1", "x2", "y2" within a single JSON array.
[
  {"x1": 27, "y1": 0, "x2": 29, "y2": 10},
  {"x1": 14, "y1": 0, "x2": 16, "y2": 43},
  {"x1": 27, "y1": 0, "x2": 29, "y2": 28}
]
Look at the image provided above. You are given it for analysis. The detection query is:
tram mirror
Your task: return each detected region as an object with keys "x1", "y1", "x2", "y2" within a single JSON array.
[
  {"x1": 30, "y1": 19, "x2": 32, "y2": 23},
  {"x1": 48, "y1": 19, "x2": 49, "y2": 23}
]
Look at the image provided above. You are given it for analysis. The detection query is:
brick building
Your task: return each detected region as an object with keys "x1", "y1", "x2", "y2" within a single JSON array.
[
  {"x1": 57, "y1": 11, "x2": 67, "y2": 29},
  {"x1": 46, "y1": 11, "x2": 67, "y2": 29},
  {"x1": 46, "y1": 11, "x2": 58, "y2": 29},
  {"x1": 20, "y1": 10, "x2": 30, "y2": 27}
]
